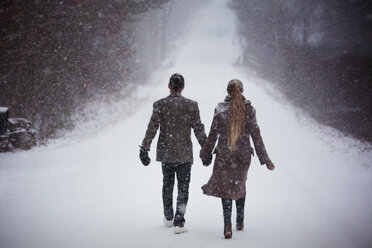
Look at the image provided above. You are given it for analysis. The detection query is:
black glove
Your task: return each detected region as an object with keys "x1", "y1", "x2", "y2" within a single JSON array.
[
  {"x1": 139, "y1": 146, "x2": 151, "y2": 166},
  {"x1": 202, "y1": 154, "x2": 213, "y2": 166}
]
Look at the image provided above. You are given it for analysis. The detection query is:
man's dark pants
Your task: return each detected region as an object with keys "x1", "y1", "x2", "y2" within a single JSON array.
[{"x1": 161, "y1": 162, "x2": 192, "y2": 227}]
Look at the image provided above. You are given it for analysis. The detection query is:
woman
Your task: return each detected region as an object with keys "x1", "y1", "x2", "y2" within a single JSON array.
[{"x1": 200, "y1": 79, "x2": 275, "y2": 239}]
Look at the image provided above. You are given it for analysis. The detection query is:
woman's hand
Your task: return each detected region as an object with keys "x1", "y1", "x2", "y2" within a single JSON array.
[{"x1": 265, "y1": 160, "x2": 275, "y2": 171}]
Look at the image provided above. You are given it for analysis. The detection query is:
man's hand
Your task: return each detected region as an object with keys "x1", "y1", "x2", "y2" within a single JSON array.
[
  {"x1": 139, "y1": 146, "x2": 151, "y2": 166},
  {"x1": 265, "y1": 160, "x2": 275, "y2": 171},
  {"x1": 202, "y1": 154, "x2": 213, "y2": 166}
]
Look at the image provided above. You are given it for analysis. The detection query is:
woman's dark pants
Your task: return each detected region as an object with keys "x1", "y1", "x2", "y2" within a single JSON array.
[
  {"x1": 221, "y1": 196, "x2": 246, "y2": 225},
  {"x1": 162, "y1": 162, "x2": 192, "y2": 227}
]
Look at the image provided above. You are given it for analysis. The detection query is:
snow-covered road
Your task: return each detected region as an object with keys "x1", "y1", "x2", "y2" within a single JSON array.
[{"x1": 1, "y1": 1, "x2": 372, "y2": 248}]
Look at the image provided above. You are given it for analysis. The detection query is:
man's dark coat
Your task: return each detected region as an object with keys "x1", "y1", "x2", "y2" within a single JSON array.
[{"x1": 142, "y1": 92, "x2": 207, "y2": 163}]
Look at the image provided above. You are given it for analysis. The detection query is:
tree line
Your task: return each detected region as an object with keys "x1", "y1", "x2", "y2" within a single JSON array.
[
  {"x1": 230, "y1": 0, "x2": 372, "y2": 143},
  {"x1": 0, "y1": 0, "x2": 168, "y2": 142}
]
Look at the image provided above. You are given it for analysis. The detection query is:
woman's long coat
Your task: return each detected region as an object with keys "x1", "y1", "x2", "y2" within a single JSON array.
[{"x1": 200, "y1": 96, "x2": 270, "y2": 200}]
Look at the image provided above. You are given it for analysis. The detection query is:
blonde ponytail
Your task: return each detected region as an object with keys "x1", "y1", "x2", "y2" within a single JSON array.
[{"x1": 227, "y1": 80, "x2": 245, "y2": 153}]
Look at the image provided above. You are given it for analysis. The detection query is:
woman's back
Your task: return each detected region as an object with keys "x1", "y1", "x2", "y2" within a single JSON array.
[{"x1": 200, "y1": 80, "x2": 271, "y2": 200}]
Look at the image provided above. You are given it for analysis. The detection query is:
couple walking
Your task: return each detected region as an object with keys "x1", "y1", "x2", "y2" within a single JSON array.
[{"x1": 139, "y1": 73, "x2": 275, "y2": 239}]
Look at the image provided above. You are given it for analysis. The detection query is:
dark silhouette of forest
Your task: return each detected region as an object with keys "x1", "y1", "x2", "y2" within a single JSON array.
[
  {"x1": 231, "y1": 0, "x2": 372, "y2": 143},
  {"x1": 0, "y1": 0, "x2": 168, "y2": 142}
]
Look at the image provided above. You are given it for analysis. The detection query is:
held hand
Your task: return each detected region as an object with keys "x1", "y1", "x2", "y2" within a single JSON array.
[
  {"x1": 265, "y1": 160, "x2": 275, "y2": 171},
  {"x1": 139, "y1": 146, "x2": 151, "y2": 166},
  {"x1": 202, "y1": 154, "x2": 213, "y2": 166}
]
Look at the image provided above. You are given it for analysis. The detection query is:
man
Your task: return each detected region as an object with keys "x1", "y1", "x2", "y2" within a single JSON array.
[{"x1": 139, "y1": 73, "x2": 207, "y2": 234}]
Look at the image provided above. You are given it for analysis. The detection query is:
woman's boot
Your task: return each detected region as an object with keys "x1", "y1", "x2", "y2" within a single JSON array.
[
  {"x1": 222, "y1": 198, "x2": 233, "y2": 239},
  {"x1": 224, "y1": 223, "x2": 232, "y2": 239},
  {"x1": 236, "y1": 196, "x2": 245, "y2": 231},
  {"x1": 236, "y1": 216, "x2": 244, "y2": 231}
]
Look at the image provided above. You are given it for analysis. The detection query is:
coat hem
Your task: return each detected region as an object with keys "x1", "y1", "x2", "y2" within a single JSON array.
[{"x1": 202, "y1": 186, "x2": 246, "y2": 200}]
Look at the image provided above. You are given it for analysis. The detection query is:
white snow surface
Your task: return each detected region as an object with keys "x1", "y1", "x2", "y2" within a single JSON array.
[{"x1": 1, "y1": 1, "x2": 372, "y2": 248}]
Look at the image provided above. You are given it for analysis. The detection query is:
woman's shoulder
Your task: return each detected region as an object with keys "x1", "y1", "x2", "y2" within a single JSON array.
[
  {"x1": 214, "y1": 102, "x2": 229, "y2": 115},
  {"x1": 244, "y1": 99, "x2": 253, "y2": 110},
  {"x1": 214, "y1": 99, "x2": 253, "y2": 114},
  {"x1": 245, "y1": 100, "x2": 256, "y2": 115}
]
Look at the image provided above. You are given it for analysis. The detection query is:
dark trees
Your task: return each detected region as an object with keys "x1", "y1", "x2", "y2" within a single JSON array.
[
  {"x1": 0, "y1": 0, "x2": 168, "y2": 142},
  {"x1": 230, "y1": 0, "x2": 372, "y2": 142}
]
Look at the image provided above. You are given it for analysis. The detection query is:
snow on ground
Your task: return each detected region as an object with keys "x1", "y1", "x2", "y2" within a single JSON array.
[{"x1": 1, "y1": 1, "x2": 372, "y2": 248}]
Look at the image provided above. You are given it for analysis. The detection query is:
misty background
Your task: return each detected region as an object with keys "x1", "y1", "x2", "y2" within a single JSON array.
[{"x1": 0, "y1": 0, "x2": 371, "y2": 143}]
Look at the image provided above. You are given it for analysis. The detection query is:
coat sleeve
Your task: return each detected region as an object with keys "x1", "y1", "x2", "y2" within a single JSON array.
[
  {"x1": 248, "y1": 107, "x2": 270, "y2": 165},
  {"x1": 191, "y1": 103, "x2": 207, "y2": 147},
  {"x1": 141, "y1": 102, "x2": 160, "y2": 150},
  {"x1": 200, "y1": 113, "x2": 219, "y2": 160}
]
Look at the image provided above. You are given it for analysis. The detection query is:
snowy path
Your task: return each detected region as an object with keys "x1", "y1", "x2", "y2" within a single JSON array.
[{"x1": 1, "y1": 1, "x2": 372, "y2": 248}]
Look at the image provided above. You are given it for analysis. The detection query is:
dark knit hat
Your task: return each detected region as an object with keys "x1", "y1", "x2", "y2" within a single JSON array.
[{"x1": 169, "y1": 73, "x2": 184, "y2": 90}]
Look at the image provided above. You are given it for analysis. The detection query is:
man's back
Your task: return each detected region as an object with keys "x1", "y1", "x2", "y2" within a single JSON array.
[
  {"x1": 139, "y1": 73, "x2": 207, "y2": 233},
  {"x1": 142, "y1": 92, "x2": 206, "y2": 163}
]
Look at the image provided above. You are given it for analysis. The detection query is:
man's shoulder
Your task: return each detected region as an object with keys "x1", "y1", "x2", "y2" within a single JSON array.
[
  {"x1": 153, "y1": 95, "x2": 198, "y2": 107},
  {"x1": 180, "y1": 96, "x2": 198, "y2": 105},
  {"x1": 153, "y1": 96, "x2": 171, "y2": 106}
]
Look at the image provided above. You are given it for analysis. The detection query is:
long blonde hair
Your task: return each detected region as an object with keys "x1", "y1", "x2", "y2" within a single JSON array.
[{"x1": 227, "y1": 79, "x2": 245, "y2": 153}]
